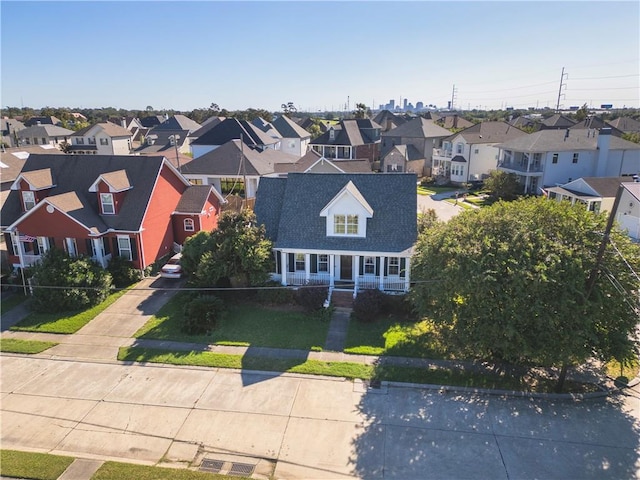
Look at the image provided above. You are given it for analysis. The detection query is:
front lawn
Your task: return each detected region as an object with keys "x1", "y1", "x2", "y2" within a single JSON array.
[
  {"x1": 93, "y1": 461, "x2": 249, "y2": 479},
  {"x1": 10, "y1": 288, "x2": 130, "y2": 334},
  {"x1": 344, "y1": 316, "x2": 449, "y2": 358},
  {"x1": 0, "y1": 450, "x2": 74, "y2": 480},
  {"x1": 0, "y1": 338, "x2": 58, "y2": 354},
  {"x1": 134, "y1": 292, "x2": 329, "y2": 350}
]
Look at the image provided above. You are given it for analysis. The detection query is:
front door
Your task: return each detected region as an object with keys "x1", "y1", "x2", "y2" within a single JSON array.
[{"x1": 340, "y1": 255, "x2": 352, "y2": 281}]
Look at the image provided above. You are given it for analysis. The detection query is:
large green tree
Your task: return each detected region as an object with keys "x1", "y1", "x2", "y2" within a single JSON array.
[
  {"x1": 483, "y1": 170, "x2": 522, "y2": 200},
  {"x1": 411, "y1": 197, "x2": 639, "y2": 391},
  {"x1": 183, "y1": 210, "x2": 273, "y2": 287}
]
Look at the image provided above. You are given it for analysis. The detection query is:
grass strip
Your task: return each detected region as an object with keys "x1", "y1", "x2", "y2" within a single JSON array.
[
  {"x1": 92, "y1": 461, "x2": 248, "y2": 480},
  {"x1": 10, "y1": 287, "x2": 131, "y2": 334},
  {"x1": 0, "y1": 338, "x2": 58, "y2": 354},
  {"x1": 417, "y1": 186, "x2": 435, "y2": 196},
  {"x1": 118, "y1": 346, "x2": 560, "y2": 391},
  {"x1": 0, "y1": 450, "x2": 74, "y2": 480}
]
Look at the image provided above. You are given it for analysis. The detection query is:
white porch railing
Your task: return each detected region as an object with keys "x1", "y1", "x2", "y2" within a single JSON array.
[
  {"x1": 284, "y1": 272, "x2": 331, "y2": 286},
  {"x1": 356, "y1": 275, "x2": 407, "y2": 292},
  {"x1": 21, "y1": 254, "x2": 41, "y2": 267}
]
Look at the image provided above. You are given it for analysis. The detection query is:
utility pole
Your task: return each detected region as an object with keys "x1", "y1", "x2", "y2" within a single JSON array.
[{"x1": 555, "y1": 67, "x2": 568, "y2": 113}]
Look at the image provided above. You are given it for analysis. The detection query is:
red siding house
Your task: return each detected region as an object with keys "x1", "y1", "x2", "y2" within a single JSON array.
[{"x1": 0, "y1": 154, "x2": 223, "y2": 272}]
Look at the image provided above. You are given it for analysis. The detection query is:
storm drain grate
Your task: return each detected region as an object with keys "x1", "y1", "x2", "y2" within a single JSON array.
[
  {"x1": 200, "y1": 458, "x2": 224, "y2": 473},
  {"x1": 228, "y1": 462, "x2": 255, "y2": 476}
]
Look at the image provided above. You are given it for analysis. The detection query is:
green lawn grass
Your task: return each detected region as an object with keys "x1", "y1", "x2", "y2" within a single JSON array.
[
  {"x1": 118, "y1": 346, "x2": 582, "y2": 392},
  {"x1": 9, "y1": 288, "x2": 130, "y2": 334},
  {"x1": 344, "y1": 316, "x2": 448, "y2": 358},
  {"x1": 134, "y1": 293, "x2": 329, "y2": 350},
  {"x1": 444, "y1": 198, "x2": 475, "y2": 209},
  {"x1": 417, "y1": 186, "x2": 435, "y2": 196},
  {"x1": 0, "y1": 450, "x2": 74, "y2": 480},
  {"x1": 0, "y1": 338, "x2": 58, "y2": 354},
  {"x1": 93, "y1": 461, "x2": 249, "y2": 480}
]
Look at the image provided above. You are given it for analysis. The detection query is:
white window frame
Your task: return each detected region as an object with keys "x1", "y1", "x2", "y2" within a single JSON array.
[
  {"x1": 317, "y1": 254, "x2": 328, "y2": 273},
  {"x1": 22, "y1": 191, "x2": 36, "y2": 211},
  {"x1": 117, "y1": 236, "x2": 132, "y2": 261},
  {"x1": 295, "y1": 253, "x2": 305, "y2": 272},
  {"x1": 333, "y1": 214, "x2": 359, "y2": 235},
  {"x1": 65, "y1": 237, "x2": 78, "y2": 257},
  {"x1": 184, "y1": 218, "x2": 195, "y2": 231},
  {"x1": 37, "y1": 237, "x2": 50, "y2": 255},
  {"x1": 100, "y1": 193, "x2": 115, "y2": 214},
  {"x1": 364, "y1": 256, "x2": 375, "y2": 275},
  {"x1": 99, "y1": 137, "x2": 109, "y2": 146},
  {"x1": 88, "y1": 137, "x2": 96, "y2": 145},
  {"x1": 387, "y1": 257, "x2": 400, "y2": 276}
]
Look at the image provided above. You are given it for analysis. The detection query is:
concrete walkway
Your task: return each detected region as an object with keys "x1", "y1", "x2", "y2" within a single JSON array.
[{"x1": 323, "y1": 307, "x2": 351, "y2": 352}]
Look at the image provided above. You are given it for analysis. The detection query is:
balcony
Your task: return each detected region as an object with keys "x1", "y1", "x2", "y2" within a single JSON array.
[{"x1": 497, "y1": 161, "x2": 543, "y2": 174}]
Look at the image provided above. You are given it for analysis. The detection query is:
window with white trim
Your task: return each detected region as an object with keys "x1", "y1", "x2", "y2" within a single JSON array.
[
  {"x1": 22, "y1": 191, "x2": 36, "y2": 211},
  {"x1": 37, "y1": 237, "x2": 50, "y2": 255},
  {"x1": 456, "y1": 143, "x2": 463, "y2": 154},
  {"x1": 100, "y1": 193, "x2": 114, "y2": 214},
  {"x1": 334, "y1": 214, "x2": 358, "y2": 235},
  {"x1": 75, "y1": 138, "x2": 84, "y2": 145},
  {"x1": 88, "y1": 137, "x2": 96, "y2": 145},
  {"x1": 364, "y1": 256, "x2": 375, "y2": 275},
  {"x1": 117, "y1": 236, "x2": 132, "y2": 261},
  {"x1": 65, "y1": 237, "x2": 78, "y2": 257},
  {"x1": 295, "y1": 253, "x2": 305, "y2": 271},
  {"x1": 552, "y1": 153, "x2": 558, "y2": 164},
  {"x1": 184, "y1": 218, "x2": 195, "y2": 231},
  {"x1": 100, "y1": 138, "x2": 109, "y2": 145},
  {"x1": 318, "y1": 254, "x2": 328, "y2": 272},
  {"x1": 388, "y1": 257, "x2": 400, "y2": 276}
]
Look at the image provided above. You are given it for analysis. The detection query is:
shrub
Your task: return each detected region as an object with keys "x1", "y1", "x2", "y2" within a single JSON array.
[
  {"x1": 256, "y1": 281, "x2": 297, "y2": 305},
  {"x1": 420, "y1": 176, "x2": 435, "y2": 186},
  {"x1": 296, "y1": 284, "x2": 328, "y2": 312},
  {"x1": 107, "y1": 255, "x2": 142, "y2": 287},
  {"x1": 30, "y1": 249, "x2": 113, "y2": 313},
  {"x1": 380, "y1": 293, "x2": 416, "y2": 320},
  {"x1": 352, "y1": 289, "x2": 386, "y2": 323},
  {"x1": 182, "y1": 295, "x2": 225, "y2": 335}
]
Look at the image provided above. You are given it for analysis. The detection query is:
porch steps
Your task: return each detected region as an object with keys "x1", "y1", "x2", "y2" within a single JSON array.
[{"x1": 331, "y1": 290, "x2": 354, "y2": 308}]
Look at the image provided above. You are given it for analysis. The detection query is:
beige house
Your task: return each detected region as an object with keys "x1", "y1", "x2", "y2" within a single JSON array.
[
  {"x1": 69, "y1": 123, "x2": 132, "y2": 155},
  {"x1": 545, "y1": 176, "x2": 635, "y2": 214}
]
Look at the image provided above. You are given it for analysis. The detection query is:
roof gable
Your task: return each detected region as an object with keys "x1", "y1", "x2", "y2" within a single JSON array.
[
  {"x1": 12, "y1": 168, "x2": 54, "y2": 190},
  {"x1": 89, "y1": 170, "x2": 132, "y2": 193},
  {"x1": 319, "y1": 180, "x2": 374, "y2": 217}
]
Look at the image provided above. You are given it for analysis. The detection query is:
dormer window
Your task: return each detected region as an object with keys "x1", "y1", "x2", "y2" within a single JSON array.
[
  {"x1": 184, "y1": 218, "x2": 194, "y2": 231},
  {"x1": 100, "y1": 193, "x2": 115, "y2": 214},
  {"x1": 76, "y1": 138, "x2": 84, "y2": 145},
  {"x1": 100, "y1": 138, "x2": 109, "y2": 146},
  {"x1": 329, "y1": 128, "x2": 335, "y2": 141},
  {"x1": 22, "y1": 191, "x2": 35, "y2": 211},
  {"x1": 334, "y1": 214, "x2": 358, "y2": 235},
  {"x1": 88, "y1": 137, "x2": 96, "y2": 145}
]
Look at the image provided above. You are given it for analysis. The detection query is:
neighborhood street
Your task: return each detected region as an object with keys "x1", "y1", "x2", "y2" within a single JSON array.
[{"x1": 1, "y1": 277, "x2": 639, "y2": 479}]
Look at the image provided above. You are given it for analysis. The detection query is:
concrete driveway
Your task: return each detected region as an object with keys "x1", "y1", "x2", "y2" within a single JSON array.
[
  {"x1": 2, "y1": 355, "x2": 638, "y2": 479},
  {"x1": 417, "y1": 192, "x2": 463, "y2": 222}
]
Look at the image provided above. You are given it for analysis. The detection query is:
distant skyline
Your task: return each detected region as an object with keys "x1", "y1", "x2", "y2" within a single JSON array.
[{"x1": 2, "y1": 1, "x2": 639, "y2": 113}]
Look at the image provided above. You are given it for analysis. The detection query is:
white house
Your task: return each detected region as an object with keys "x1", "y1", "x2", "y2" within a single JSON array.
[
  {"x1": 69, "y1": 123, "x2": 132, "y2": 155},
  {"x1": 545, "y1": 176, "x2": 635, "y2": 214},
  {"x1": 497, "y1": 128, "x2": 640, "y2": 194},
  {"x1": 254, "y1": 173, "x2": 417, "y2": 296},
  {"x1": 616, "y1": 181, "x2": 640, "y2": 241},
  {"x1": 271, "y1": 115, "x2": 311, "y2": 157},
  {"x1": 432, "y1": 121, "x2": 527, "y2": 184}
]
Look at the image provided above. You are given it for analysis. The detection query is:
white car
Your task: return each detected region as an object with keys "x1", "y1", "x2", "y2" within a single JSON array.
[{"x1": 160, "y1": 253, "x2": 183, "y2": 279}]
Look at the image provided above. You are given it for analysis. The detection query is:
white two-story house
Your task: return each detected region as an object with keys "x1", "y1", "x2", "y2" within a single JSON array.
[
  {"x1": 497, "y1": 128, "x2": 640, "y2": 194},
  {"x1": 432, "y1": 121, "x2": 527, "y2": 184},
  {"x1": 69, "y1": 123, "x2": 133, "y2": 155}
]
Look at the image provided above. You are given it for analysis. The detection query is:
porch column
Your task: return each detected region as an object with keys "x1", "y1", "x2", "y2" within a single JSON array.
[
  {"x1": 305, "y1": 253, "x2": 310, "y2": 283},
  {"x1": 379, "y1": 256, "x2": 386, "y2": 290},
  {"x1": 280, "y1": 251, "x2": 287, "y2": 286},
  {"x1": 353, "y1": 255, "x2": 360, "y2": 291},
  {"x1": 329, "y1": 254, "x2": 335, "y2": 288},
  {"x1": 404, "y1": 257, "x2": 411, "y2": 292},
  {"x1": 12, "y1": 231, "x2": 25, "y2": 268}
]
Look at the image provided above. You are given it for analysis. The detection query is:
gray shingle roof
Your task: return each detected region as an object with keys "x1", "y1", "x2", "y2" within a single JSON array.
[
  {"x1": 191, "y1": 118, "x2": 279, "y2": 147},
  {"x1": 181, "y1": 139, "x2": 298, "y2": 177},
  {"x1": 175, "y1": 185, "x2": 218, "y2": 213},
  {"x1": 1, "y1": 154, "x2": 169, "y2": 232},
  {"x1": 497, "y1": 129, "x2": 640, "y2": 152},
  {"x1": 16, "y1": 125, "x2": 74, "y2": 138},
  {"x1": 152, "y1": 115, "x2": 202, "y2": 133},
  {"x1": 272, "y1": 115, "x2": 311, "y2": 139},
  {"x1": 310, "y1": 119, "x2": 381, "y2": 147},
  {"x1": 454, "y1": 121, "x2": 527, "y2": 144},
  {"x1": 382, "y1": 117, "x2": 452, "y2": 139},
  {"x1": 607, "y1": 117, "x2": 640, "y2": 133},
  {"x1": 255, "y1": 173, "x2": 417, "y2": 253}
]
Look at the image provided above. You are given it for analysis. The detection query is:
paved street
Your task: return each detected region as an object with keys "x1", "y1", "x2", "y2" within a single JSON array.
[
  {"x1": 417, "y1": 192, "x2": 464, "y2": 222},
  {"x1": 1, "y1": 354, "x2": 639, "y2": 479}
]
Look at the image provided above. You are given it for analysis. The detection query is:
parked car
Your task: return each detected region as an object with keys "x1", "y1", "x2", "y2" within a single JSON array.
[{"x1": 160, "y1": 253, "x2": 183, "y2": 279}]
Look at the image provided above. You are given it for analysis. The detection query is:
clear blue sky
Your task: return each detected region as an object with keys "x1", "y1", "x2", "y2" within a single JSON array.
[{"x1": 2, "y1": 1, "x2": 638, "y2": 112}]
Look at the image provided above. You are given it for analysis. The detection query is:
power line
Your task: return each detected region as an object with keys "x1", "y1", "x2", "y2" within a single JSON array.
[{"x1": 571, "y1": 74, "x2": 640, "y2": 80}]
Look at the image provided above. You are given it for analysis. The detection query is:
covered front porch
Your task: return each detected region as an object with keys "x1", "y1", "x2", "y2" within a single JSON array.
[{"x1": 271, "y1": 250, "x2": 411, "y2": 293}]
